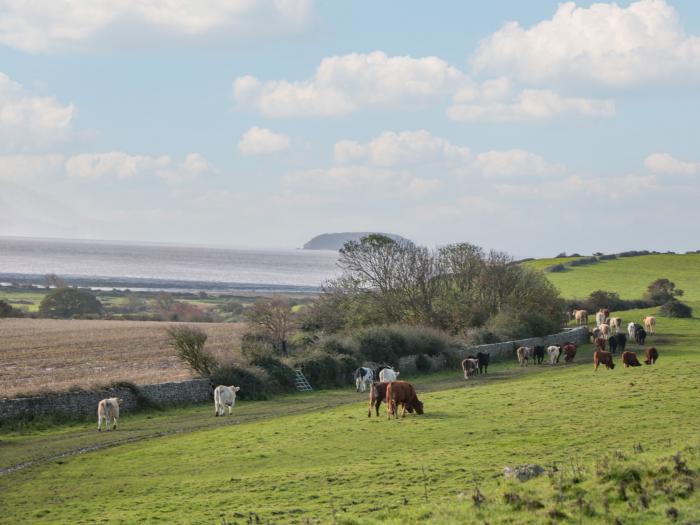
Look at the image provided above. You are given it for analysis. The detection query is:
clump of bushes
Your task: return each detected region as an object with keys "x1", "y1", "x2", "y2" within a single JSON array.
[
  {"x1": 293, "y1": 352, "x2": 358, "y2": 389},
  {"x1": 660, "y1": 300, "x2": 693, "y2": 318},
  {"x1": 568, "y1": 256, "x2": 599, "y2": 267},
  {"x1": 486, "y1": 309, "x2": 560, "y2": 340},
  {"x1": 210, "y1": 365, "x2": 271, "y2": 400},
  {"x1": 544, "y1": 263, "x2": 567, "y2": 273},
  {"x1": 39, "y1": 287, "x2": 103, "y2": 318},
  {"x1": 0, "y1": 300, "x2": 24, "y2": 318}
]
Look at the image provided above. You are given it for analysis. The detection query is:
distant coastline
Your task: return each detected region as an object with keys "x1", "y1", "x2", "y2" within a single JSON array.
[{"x1": 303, "y1": 232, "x2": 410, "y2": 251}]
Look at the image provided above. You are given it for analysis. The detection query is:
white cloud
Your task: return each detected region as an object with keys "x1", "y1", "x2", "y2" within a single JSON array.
[
  {"x1": 405, "y1": 177, "x2": 442, "y2": 197},
  {"x1": 0, "y1": 154, "x2": 64, "y2": 180},
  {"x1": 496, "y1": 174, "x2": 658, "y2": 200},
  {"x1": 0, "y1": 0, "x2": 314, "y2": 53},
  {"x1": 238, "y1": 126, "x2": 291, "y2": 156},
  {"x1": 334, "y1": 130, "x2": 470, "y2": 166},
  {"x1": 284, "y1": 165, "x2": 403, "y2": 187},
  {"x1": 644, "y1": 153, "x2": 699, "y2": 176},
  {"x1": 0, "y1": 72, "x2": 74, "y2": 148},
  {"x1": 233, "y1": 51, "x2": 467, "y2": 117},
  {"x1": 472, "y1": 0, "x2": 700, "y2": 87},
  {"x1": 465, "y1": 149, "x2": 566, "y2": 178},
  {"x1": 447, "y1": 89, "x2": 615, "y2": 122}
]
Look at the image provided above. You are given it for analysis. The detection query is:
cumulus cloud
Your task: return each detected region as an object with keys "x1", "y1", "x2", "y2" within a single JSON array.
[
  {"x1": 0, "y1": 0, "x2": 314, "y2": 53},
  {"x1": 0, "y1": 72, "x2": 74, "y2": 149},
  {"x1": 238, "y1": 126, "x2": 291, "y2": 156},
  {"x1": 459, "y1": 149, "x2": 566, "y2": 179},
  {"x1": 496, "y1": 174, "x2": 658, "y2": 200},
  {"x1": 233, "y1": 51, "x2": 467, "y2": 117},
  {"x1": 472, "y1": 0, "x2": 700, "y2": 87},
  {"x1": 644, "y1": 153, "x2": 699, "y2": 176},
  {"x1": 0, "y1": 154, "x2": 64, "y2": 180}
]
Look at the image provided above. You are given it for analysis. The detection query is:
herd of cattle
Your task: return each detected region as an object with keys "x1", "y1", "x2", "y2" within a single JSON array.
[{"x1": 94, "y1": 309, "x2": 661, "y2": 429}]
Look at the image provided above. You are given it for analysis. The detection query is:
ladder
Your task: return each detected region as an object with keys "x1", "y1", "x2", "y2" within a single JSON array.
[{"x1": 294, "y1": 370, "x2": 313, "y2": 392}]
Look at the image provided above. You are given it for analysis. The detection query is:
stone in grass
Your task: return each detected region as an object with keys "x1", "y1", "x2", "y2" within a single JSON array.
[{"x1": 503, "y1": 464, "x2": 545, "y2": 481}]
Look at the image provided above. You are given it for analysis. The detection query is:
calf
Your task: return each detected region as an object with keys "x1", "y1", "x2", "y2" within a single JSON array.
[
  {"x1": 386, "y1": 381, "x2": 424, "y2": 419},
  {"x1": 596, "y1": 310, "x2": 606, "y2": 326},
  {"x1": 644, "y1": 347, "x2": 659, "y2": 365},
  {"x1": 621, "y1": 351, "x2": 642, "y2": 368},
  {"x1": 214, "y1": 385, "x2": 241, "y2": 416},
  {"x1": 547, "y1": 345, "x2": 561, "y2": 365},
  {"x1": 634, "y1": 327, "x2": 647, "y2": 346},
  {"x1": 533, "y1": 345, "x2": 545, "y2": 365},
  {"x1": 476, "y1": 351, "x2": 490, "y2": 374},
  {"x1": 379, "y1": 367, "x2": 400, "y2": 382},
  {"x1": 516, "y1": 346, "x2": 533, "y2": 367},
  {"x1": 368, "y1": 381, "x2": 398, "y2": 417},
  {"x1": 609, "y1": 317, "x2": 622, "y2": 334},
  {"x1": 354, "y1": 367, "x2": 374, "y2": 392},
  {"x1": 97, "y1": 397, "x2": 123, "y2": 431},
  {"x1": 593, "y1": 349, "x2": 615, "y2": 371},
  {"x1": 574, "y1": 309, "x2": 588, "y2": 326},
  {"x1": 562, "y1": 343, "x2": 577, "y2": 363},
  {"x1": 644, "y1": 316, "x2": 656, "y2": 335},
  {"x1": 628, "y1": 322, "x2": 640, "y2": 341},
  {"x1": 461, "y1": 358, "x2": 479, "y2": 380}
]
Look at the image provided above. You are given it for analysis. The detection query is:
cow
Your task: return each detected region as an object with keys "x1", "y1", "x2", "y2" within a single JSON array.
[
  {"x1": 368, "y1": 381, "x2": 407, "y2": 417},
  {"x1": 601, "y1": 308, "x2": 610, "y2": 321},
  {"x1": 378, "y1": 367, "x2": 400, "y2": 382},
  {"x1": 593, "y1": 349, "x2": 615, "y2": 370},
  {"x1": 628, "y1": 322, "x2": 640, "y2": 341},
  {"x1": 354, "y1": 367, "x2": 374, "y2": 392},
  {"x1": 562, "y1": 343, "x2": 577, "y2": 363},
  {"x1": 461, "y1": 358, "x2": 479, "y2": 380},
  {"x1": 574, "y1": 309, "x2": 588, "y2": 326},
  {"x1": 596, "y1": 310, "x2": 607, "y2": 326},
  {"x1": 590, "y1": 327, "x2": 602, "y2": 341},
  {"x1": 97, "y1": 397, "x2": 123, "y2": 431},
  {"x1": 386, "y1": 381, "x2": 424, "y2": 419},
  {"x1": 621, "y1": 351, "x2": 642, "y2": 368},
  {"x1": 609, "y1": 317, "x2": 622, "y2": 334},
  {"x1": 533, "y1": 345, "x2": 545, "y2": 365},
  {"x1": 547, "y1": 345, "x2": 560, "y2": 365},
  {"x1": 598, "y1": 323, "x2": 611, "y2": 340},
  {"x1": 213, "y1": 385, "x2": 240, "y2": 416},
  {"x1": 612, "y1": 333, "x2": 627, "y2": 354},
  {"x1": 594, "y1": 337, "x2": 606, "y2": 350},
  {"x1": 644, "y1": 316, "x2": 656, "y2": 335},
  {"x1": 644, "y1": 347, "x2": 659, "y2": 365},
  {"x1": 475, "y1": 351, "x2": 490, "y2": 374},
  {"x1": 635, "y1": 327, "x2": 647, "y2": 346},
  {"x1": 516, "y1": 346, "x2": 533, "y2": 367}
]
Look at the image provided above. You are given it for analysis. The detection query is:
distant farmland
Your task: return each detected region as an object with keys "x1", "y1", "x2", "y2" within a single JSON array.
[{"x1": 0, "y1": 319, "x2": 245, "y2": 397}]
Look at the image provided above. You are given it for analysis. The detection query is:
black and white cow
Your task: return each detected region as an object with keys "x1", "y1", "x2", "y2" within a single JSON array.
[{"x1": 354, "y1": 367, "x2": 374, "y2": 392}]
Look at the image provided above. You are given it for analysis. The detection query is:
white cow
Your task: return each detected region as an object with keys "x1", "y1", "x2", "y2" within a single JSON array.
[
  {"x1": 354, "y1": 367, "x2": 374, "y2": 392},
  {"x1": 461, "y1": 358, "x2": 479, "y2": 380},
  {"x1": 598, "y1": 323, "x2": 611, "y2": 340},
  {"x1": 214, "y1": 385, "x2": 241, "y2": 416},
  {"x1": 595, "y1": 310, "x2": 606, "y2": 326},
  {"x1": 609, "y1": 317, "x2": 622, "y2": 334},
  {"x1": 378, "y1": 367, "x2": 399, "y2": 382},
  {"x1": 628, "y1": 322, "x2": 638, "y2": 341},
  {"x1": 547, "y1": 345, "x2": 560, "y2": 365},
  {"x1": 97, "y1": 397, "x2": 122, "y2": 431}
]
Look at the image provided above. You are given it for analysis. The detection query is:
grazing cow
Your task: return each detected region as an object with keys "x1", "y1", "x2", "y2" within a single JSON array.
[
  {"x1": 593, "y1": 349, "x2": 615, "y2": 370},
  {"x1": 621, "y1": 351, "x2": 642, "y2": 368},
  {"x1": 644, "y1": 347, "x2": 659, "y2": 365},
  {"x1": 644, "y1": 316, "x2": 656, "y2": 335},
  {"x1": 547, "y1": 345, "x2": 561, "y2": 365},
  {"x1": 97, "y1": 397, "x2": 123, "y2": 431},
  {"x1": 612, "y1": 333, "x2": 627, "y2": 354},
  {"x1": 628, "y1": 322, "x2": 640, "y2": 341},
  {"x1": 378, "y1": 367, "x2": 400, "y2": 383},
  {"x1": 354, "y1": 367, "x2": 374, "y2": 392},
  {"x1": 596, "y1": 310, "x2": 607, "y2": 326},
  {"x1": 635, "y1": 327, "x2": 647, "y2": 346},
  {"x1": 533, "y1": 345, "x2": 545, "y2": 365},
  {"x1": 475, "y1": 351, "x2": 490, "y2": 374},
  {"x1": 368, "y1": 381, "x2": 407, "y2": 417},
  {"x1": 461, "y1": 358, "x2": 479, "y2": 380},
  {"x1": 574, "y1": 309, "x2": 588, "y2": 326},
  {"x1": 516, "y1": 346, "x2": 533, "y2": 367},
  {"x1": 386, "y1": 381, "x2": 424, "y2": 419},
  {"x1": 609, "y1": 317, "x2": 622, "y2": 334},
  {"x1": 214, "y1": 385, "x2": 241, "y2": 416},
  {"x1": 562, "y1": 343, "x2": 577, "y2": 363}
]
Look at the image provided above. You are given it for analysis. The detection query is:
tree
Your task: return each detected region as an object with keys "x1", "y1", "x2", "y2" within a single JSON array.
[
  {"x1": 245, "y1": 296, "x2": 296, "y2": 355},
  {"x1": 644, "y1": 278, "x2": 683, "y2": 305},
  {"x1": 0, "y1": 299, "x2": 23, "y2": 318},
  {"x1": 166, "y1": 326, "x2": 216, "y2": 376},
  {"x1": 39, "y1": 288, "x2": 103, "y2": 318},
  {"x1": 44, "y1": 273, "x2": 67, "y2": 288}
]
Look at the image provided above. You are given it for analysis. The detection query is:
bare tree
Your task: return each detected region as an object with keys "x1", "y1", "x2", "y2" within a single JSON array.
[
  {"x1": 245, "y1": 296, "x2": 296, "y2": 355},
  {"x1": 44, "y1": 273, "x2": 67, "y2": 288},
  {"x1": 166, "y1": 325, "x2": 216, "y2": 376}
]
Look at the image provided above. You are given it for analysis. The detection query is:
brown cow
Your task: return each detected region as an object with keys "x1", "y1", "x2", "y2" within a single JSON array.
[
  {"x1": 368, "y1": 381, "x2": 414, "y2": 417},
  {"x1": 562, "y1": 343, "x2": 577, "y2": 363},
  {"x1": 461, "y1": 358, "x2": 479, "y2": 379},
  {"x1": 593, "y1": 349, "x2": 615, "y2": 370},
  {"x1": 516, "y1": 346, "x2": 533, "y2": 367},
  {"x1": 621, "y1": 351, "x2": 642, "y2": 368},
  {"x1": 574, "y1": 309, "x2": 588, "y2": 326},
  {"x1": 644, "y1": 347, "x2": 659, "y2": 365},
  {"x1": 386, "y1": 381, "x2": 424, "y2": 419},
  {"x1": 594, "y1": 337, "x2": 606, "y2": 350}
]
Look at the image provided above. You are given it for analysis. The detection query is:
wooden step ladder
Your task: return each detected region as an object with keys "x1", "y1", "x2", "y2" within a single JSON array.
[{"x1": 294, "y1": 369, "x2": 313, "y2": 392}]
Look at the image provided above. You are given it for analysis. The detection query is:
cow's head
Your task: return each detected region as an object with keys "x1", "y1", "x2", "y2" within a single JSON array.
[
  {"x1": 233, "y1": 386, "x2": 241, "y2": 392},
  {"x1": 117, "y1": 398, "x2": 124, "y2": 405},
  {"x1": 412, "y1": 399, "x2": 424, "y2": 415}
]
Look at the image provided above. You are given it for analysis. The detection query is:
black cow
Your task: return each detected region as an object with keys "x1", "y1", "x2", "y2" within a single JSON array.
[
  {"x1": 533, "y1": 345, "x2": 545, "y2": 365},
  {"x1": 609, "y1": 335, "x2": 618, "y2": 354},
  {"x1": 612, "y1": 333, "x2": 627, "y2": 354},
  {"x1": 635, "y1": 327, "x2": 647, "y2": 346},
  {"x1": 476, "y1": 351, "x2": 490, "y2": 374}
]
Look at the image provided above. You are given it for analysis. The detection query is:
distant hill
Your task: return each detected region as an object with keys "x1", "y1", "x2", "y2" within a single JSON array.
[{"x1": 303, "y1": 232, "x2": 410, "y2": 251}]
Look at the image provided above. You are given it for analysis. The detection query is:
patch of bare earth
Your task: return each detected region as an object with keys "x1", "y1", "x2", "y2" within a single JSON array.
[{"x1": 0, "y1": 318, "x2": 245, "y2": 398}]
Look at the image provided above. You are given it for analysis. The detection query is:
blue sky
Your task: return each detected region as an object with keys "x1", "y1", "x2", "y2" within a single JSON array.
[{"x1": 1, "y1": 0, "x2": 699, "y2": 257}]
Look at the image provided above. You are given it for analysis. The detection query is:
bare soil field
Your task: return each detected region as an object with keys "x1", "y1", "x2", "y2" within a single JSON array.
[{"x1": 0, "y1": 318, "x2": 245, "y2": 397}]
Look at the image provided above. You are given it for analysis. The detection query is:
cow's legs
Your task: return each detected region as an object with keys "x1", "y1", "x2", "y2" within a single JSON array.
[
  {"x1": 97, "y1": 415, "x2": 102, "y2": 431},
  {"x1": 112, "y1": 418, "x2": 117, "y2": 430}
]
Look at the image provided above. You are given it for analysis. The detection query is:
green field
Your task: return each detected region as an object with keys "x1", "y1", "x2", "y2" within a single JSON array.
[{"x1": 1, "y1": 256, "x2": 699, "y2": 524}]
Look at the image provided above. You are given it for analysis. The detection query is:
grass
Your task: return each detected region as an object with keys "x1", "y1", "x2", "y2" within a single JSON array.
[{"x1": 0, "y1": 318, "x2": 246, "y2": 397}]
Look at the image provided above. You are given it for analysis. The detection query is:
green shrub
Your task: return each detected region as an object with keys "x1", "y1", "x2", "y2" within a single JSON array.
[
  {"x1": 0, "y1": 300, "x2": 23, "y2": 318},
  {"x1": 545, "y1": 263, "x2": 567, "y2": 273},
  {"x1": 660, "y1": 300, "x2": 693, "y2": 318},
  {"x1": 210, "y1": 365, "x2": 270, "y2": 400},
  {"x1": 487, "y1": 309, "x2": 559, "y2": 341},
  {"x1": 355, "y1": 326, "x2": 407, "y2": 363},
  {"x1": 464, "y1": 327, "x2": 499, "y2": 345},
  {"x1": 166, "y1": 326, "x2": 216, "y2": 377},
  {"x1": 317, "y1": 334, "x2": 356, "y2": 355},
  {"x1": 294, "y1": 352, "x2": 359, "y2": 389},
  {"x1": 39, "y1": 287, "x2": 103, "y2": 318},
  {"x1": 248, "y1": 355, "x2": 297, "y2": 391},
  {"x1": 414, "y1": 354, "x2": 432, "y2": 373}
]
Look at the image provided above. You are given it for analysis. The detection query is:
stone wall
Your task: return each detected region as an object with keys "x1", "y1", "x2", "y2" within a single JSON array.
[
  {"x1": 397, "y1": 326, "x2": 589, "y2": 374},
  {"x1": 0, "y1": 379, "x2": 211, "y2": 422}
]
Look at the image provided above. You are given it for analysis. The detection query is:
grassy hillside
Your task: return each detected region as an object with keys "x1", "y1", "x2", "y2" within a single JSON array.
[
  {"x1": 1, "y1": 312, "x2": 699, "y2": 524},
  {"x1": 525, "y1": 254, "x2": 700, "y2": 304}
]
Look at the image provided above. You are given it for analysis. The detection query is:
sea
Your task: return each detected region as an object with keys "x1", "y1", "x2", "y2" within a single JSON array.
[{"x1": 0, "y1": 237, "x2": 341, "y2": 294}]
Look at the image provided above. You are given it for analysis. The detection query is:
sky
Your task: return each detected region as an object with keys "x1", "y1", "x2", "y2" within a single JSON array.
[{"x1": 0, "y1": 0, "x2": 699, "y2": 257}]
